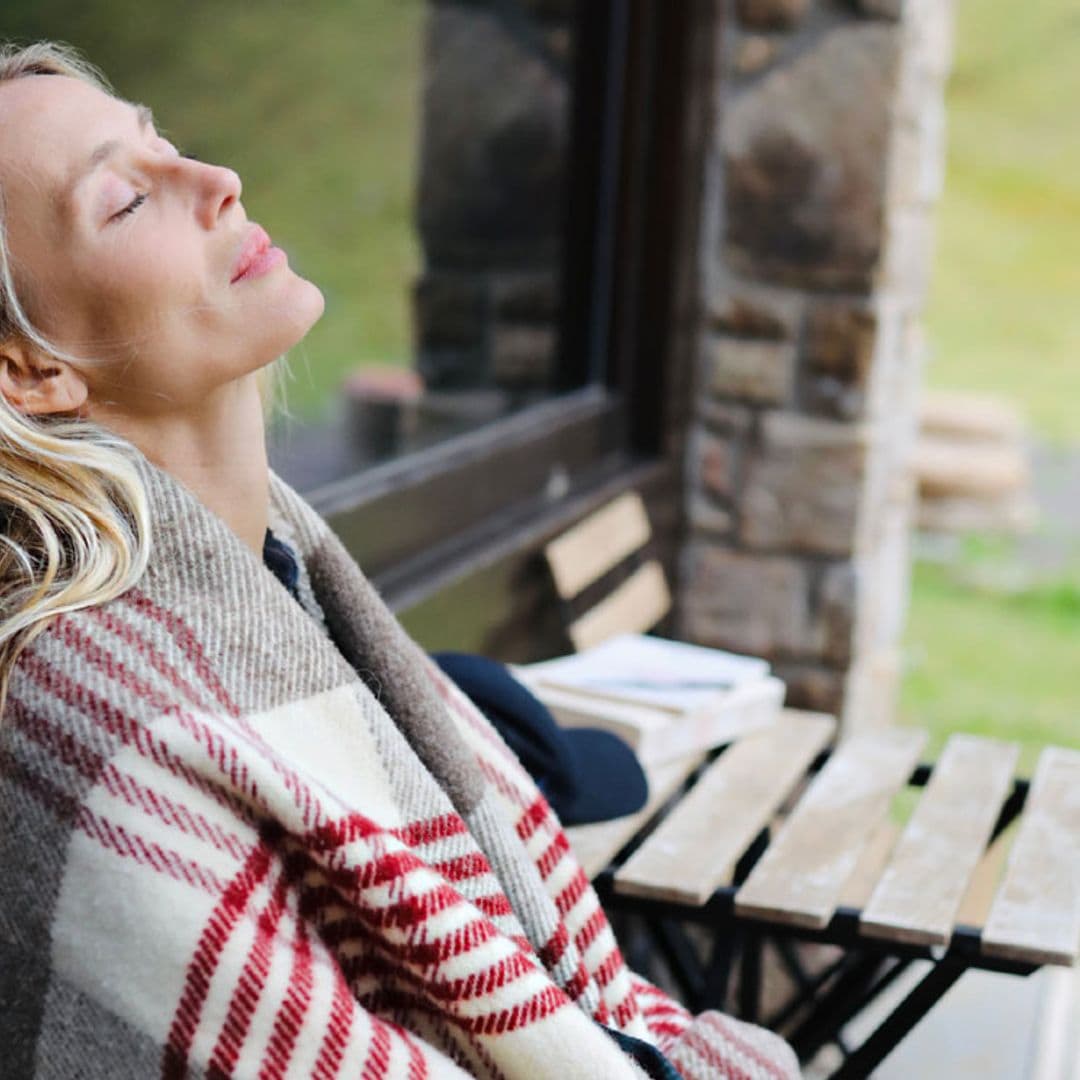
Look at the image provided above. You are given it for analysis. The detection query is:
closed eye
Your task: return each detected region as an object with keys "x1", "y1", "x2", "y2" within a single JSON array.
[{"x1": 112, "y1": 192, "x2": 148, "y2": 221}]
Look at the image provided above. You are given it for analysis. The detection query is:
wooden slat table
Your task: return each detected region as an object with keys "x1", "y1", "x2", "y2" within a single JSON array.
[{"x1": 566, "y1": 711, "x2": 1080, "y2": 1079}]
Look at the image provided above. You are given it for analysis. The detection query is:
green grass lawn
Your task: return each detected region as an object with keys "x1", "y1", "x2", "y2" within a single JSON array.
[
  {"x1": 924, "y1": 0, "x2": 1080, "y2": 444},
  {"x1": 902, "y1": 0, "x2": 1080, "y2": 766},
  {"x1": 900, "y1": 557, "x2": 1080, "y2": 772},
  {"x1": 4, "y1": 0, "x2": 424, "y2": 424}
]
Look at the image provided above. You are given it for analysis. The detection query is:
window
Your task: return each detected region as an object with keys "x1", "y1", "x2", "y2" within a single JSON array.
[{"x1": 7, "y1": 0, "x2": 704, "y2": 655}]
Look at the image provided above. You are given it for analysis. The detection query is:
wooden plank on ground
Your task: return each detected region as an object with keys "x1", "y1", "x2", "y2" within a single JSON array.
[
  {"x1": 734, "y1": 727, "x2": 927, "y2": 929},
  {"x1": 613, "y1": 712, "x2": 836, "y2": 905},
  {"x1": 544, "y1": 492, "x2": 652, "y2": 600},
  {"x1": 982, "y1": 747, "x2": 1080, "y2": 966},
  {"x1": 565, "y1": 750, "x2": 707, "y2": 880},
  {"x1": 568, "y1": 560, "x2": 671, "y2": 650},
  {"x1": 860, "y1": 734, "x2": 1018, "y2": 946}
]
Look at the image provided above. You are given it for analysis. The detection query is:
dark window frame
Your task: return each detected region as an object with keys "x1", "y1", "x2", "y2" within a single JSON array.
[{"x1": 292, "y1": 0, "x2": 713, "y2": 655}]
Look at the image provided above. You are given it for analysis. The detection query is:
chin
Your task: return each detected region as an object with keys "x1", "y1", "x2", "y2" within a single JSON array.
[{"x1": 267, "y1": 275, "x2": 326, "y2": 353}]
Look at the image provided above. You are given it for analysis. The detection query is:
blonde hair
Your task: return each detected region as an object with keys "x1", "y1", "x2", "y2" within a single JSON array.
[{"x1": 0, "y1": 41, "x2": 290, "y2": 716}]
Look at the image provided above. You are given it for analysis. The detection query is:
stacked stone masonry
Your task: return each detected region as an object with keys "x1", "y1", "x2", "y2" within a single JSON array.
[{"x1": 678, "y1": 0, "x2": 955, "y2": 730}]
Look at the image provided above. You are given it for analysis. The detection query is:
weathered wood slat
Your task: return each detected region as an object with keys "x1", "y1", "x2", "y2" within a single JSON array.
[
  {"x1": 568, "y1": 560, "x2": 671, "y2": 650},
  {"x1": 613, "y1": 713, "x2": 836, "y2": 905},
  {"x1": 565, "y1": 751, "x2": 707, "y2": 880},
  {"x1": 955, "y1": 826, "x2": 1014, "y2": 929},
  {"x1": 544, "y1": 492, "x2": 652, "y2": 600},
  {"x1": 734, "y1": 727, "x2": 927, "y2": 929},
  {"x1": 982, "y1": 746, "x2": 1080, "y2": 966},
  {"x1": 839, "y1": 821, "x2": 900, "y2": 910},
  {"x1": 860, "y1": 734, "x2": 1018, "y2": 946}
]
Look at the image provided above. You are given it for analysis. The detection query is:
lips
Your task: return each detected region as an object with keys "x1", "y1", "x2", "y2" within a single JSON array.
[{"x1": 230, "y1": 224, "x2": 281, "y2": 284}]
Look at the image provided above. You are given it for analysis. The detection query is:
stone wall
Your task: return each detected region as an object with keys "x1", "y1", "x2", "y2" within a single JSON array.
[{"x1": 678, "y1": 0, "x2": 954, "y2": 730}]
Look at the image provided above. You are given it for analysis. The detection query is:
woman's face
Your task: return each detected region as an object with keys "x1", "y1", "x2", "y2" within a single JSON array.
[{"x1": 0, "y1": 74, "x2": 325, "y2": 417}]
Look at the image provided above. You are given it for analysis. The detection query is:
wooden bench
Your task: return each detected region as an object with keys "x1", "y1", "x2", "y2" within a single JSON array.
[{"x1": 565, "y1": 712, "x2": 1080, "y2": 1078}]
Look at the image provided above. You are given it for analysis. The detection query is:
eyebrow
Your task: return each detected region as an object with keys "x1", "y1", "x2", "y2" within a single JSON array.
[{"x1": 64, "y1": 103, "x2": 156, "y2": 204}]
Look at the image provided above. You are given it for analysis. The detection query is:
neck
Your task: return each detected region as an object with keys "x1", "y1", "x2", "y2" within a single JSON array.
[{"x1": 90, "y1": 374, "x2": 270, "y2": 558}]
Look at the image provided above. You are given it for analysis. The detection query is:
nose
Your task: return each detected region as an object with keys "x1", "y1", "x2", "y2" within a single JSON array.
[{"x1": 190, "y1": 160, "x2": 242, "y2": 229}]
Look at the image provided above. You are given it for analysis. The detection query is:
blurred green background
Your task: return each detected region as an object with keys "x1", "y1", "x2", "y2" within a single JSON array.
[{"x1": 900, "y1": 0, "x2": 1080, "y2": 769}]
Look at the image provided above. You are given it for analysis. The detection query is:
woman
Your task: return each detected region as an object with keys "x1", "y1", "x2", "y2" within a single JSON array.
[{"x1": 0, "y1": 43, "x2": 799, "y2": 1079}]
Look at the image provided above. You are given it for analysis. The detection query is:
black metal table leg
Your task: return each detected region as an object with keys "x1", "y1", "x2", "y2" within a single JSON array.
[
  {"x1": 827, "y1": 958, "x2": 968, "y2": 1080},
  {"x1": 788, "y1": 953, "x2": 896, "y2": 1061},
  {"x1": 737, "y1": 928, "x2": 762, "y2": 1024},
  {"x1": 647, "y1": 916, "x2": 707, "y2": 1008},
  {"x1": 765, "y1": 946, "x2": 849, "y2": 1032}
]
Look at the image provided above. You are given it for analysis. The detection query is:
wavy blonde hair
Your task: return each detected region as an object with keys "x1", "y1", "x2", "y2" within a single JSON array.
[{"x1": 0, "y1": 41, "x2": 289, "y2": 716}]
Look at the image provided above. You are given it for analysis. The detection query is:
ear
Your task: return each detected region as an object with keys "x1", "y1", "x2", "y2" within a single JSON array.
[{"x1": 0, "y1": 338, "x2": 88, "y2": 417}]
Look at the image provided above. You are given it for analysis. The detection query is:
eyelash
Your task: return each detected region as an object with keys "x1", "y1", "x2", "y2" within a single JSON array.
[
  {"x1": 113, "y1": 192, "x2": 148, "y2": 220},
  {"x1": 108, "y1": 150, "x2": 200, "y2": 222}
]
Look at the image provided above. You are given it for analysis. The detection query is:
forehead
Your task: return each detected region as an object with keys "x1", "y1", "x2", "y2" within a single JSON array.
[{"x1": 0, "y1": 75, "x2": 132, "y2": 224}]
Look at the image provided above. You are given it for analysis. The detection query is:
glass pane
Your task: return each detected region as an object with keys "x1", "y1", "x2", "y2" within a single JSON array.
[{"x1": 3, "y1": 1, "x2": 583, "y2": 490}]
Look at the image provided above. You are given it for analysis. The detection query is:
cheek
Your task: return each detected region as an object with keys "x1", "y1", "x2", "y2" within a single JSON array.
[{"x1": 83, "y1": 244, "x2": 209, "y2": 344}]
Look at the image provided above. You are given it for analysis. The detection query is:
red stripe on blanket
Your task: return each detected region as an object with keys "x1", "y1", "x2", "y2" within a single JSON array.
[
  {"x1": 515, "y1": 797, "x2": 550, "y2": 844},
  {"x1": 390, "y1": 813, "x2": 469, "y2": 848},
  {"x1": 345, "y1": 945, "x2": 540, "y2": 1005},
  {"x1": 538, "y1": 926, "x2": 591, "y2": 1001},
  {"x1": 122, "y1": 588, "x2": 241, "y2": 716},
  {"x1": 17, "y1": 650, "x2": 260, "y2": 829},
  {"x1": 76, "y1": 805, "x2": 225, "y2": 895},
  {"x1": 53, "y1": 612, "x2": 327, "y2": 835},
  {"x1": 396, "y1": 1019, "x2": 430, "y2": 1080},
  {"x1": 676, "y1": 1023, "x2": 756, "y2": 1080},
  {"x1": 261, "y1": 918, "x2": 316, "y2": 1080},
  {"x1": 357, "y1": 981, "x2": 568, "y2": 1040},
  {"x1": 87, "y1": 602, "x2": 222, "y2": 714},
  {"x1": 208, "y1": 869, "x2": 291, "y2": 1074},
  {"x1": 100, "y1": 763, "x2": 254, "y2": 863},
  {"x1": 321, "y1": 905, "x2": 500, "y2": 970},
  {"x1": 359, "y1": 1013, "x2": 392, "y2": 1080},
  {"x1": 313, "y1": 968, "x2": 356, "y2": 1080},
  {"x1": 161, "y1": 835, "x2": 277, "y2": 1079},
  {"x1": 553, "y1": 868, "x2": 589, "y2": 916},
  {"x1": 431, "y1": 852, "x2": 493, "y2": 885},
  {"x1": 537, "y1": 922, "x2": 569, "y2": 970},
  {"x1": 6, "y1": 697, "x2": 104, "y2": 779},
  {"x1": 573, "y1": 907, "x2": 608, "y2": 959},
  {"x1": 701, "y1": 1012, "x2": 793, "y2": 1080},
  {"x1": 53, "y1": 614, "x2": 209, "y2": 724},
  {"x1": 358, "y1": 1010, "x2": 393, "y2": 1080},
  {"x1": 536, "y1": 832, "x2": 570, "y2": 881}
]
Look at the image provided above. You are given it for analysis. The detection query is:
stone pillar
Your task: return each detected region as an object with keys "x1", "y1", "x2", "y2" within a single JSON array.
[{"x1": 678, "y1": 0, "x2": 954, "y2": 732}]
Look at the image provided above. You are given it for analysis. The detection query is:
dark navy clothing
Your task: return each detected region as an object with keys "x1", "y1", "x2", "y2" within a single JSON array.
[{"x1": 263, "y1": 527, "x2": 301, "y2": 603}]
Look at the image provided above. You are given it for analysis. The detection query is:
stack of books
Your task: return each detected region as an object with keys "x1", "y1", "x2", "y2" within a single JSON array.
[{"x1": 513, "y1": 634, "x2": 785, "y2": 764}]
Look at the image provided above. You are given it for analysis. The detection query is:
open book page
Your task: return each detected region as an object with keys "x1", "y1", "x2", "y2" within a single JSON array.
[{"x1": 521, "y1": 633, "x2": 771, "y2": 715}]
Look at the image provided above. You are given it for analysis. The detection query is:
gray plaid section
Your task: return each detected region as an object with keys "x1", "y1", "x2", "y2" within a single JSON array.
[
  {"x1": 303, "y1": 529, "x2": 487, "y2": 816},
  {"x1": 35, "y1": 975, "x2": 181, "y2": 1080},
  {"x1": 0, "y1": 939, "x2": 51, "y2": 1079}
]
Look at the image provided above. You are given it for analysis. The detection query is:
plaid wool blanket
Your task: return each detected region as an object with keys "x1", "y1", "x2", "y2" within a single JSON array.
[{"x1": 0, "y1": 452, "x2": 800, "y2": 1079}]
